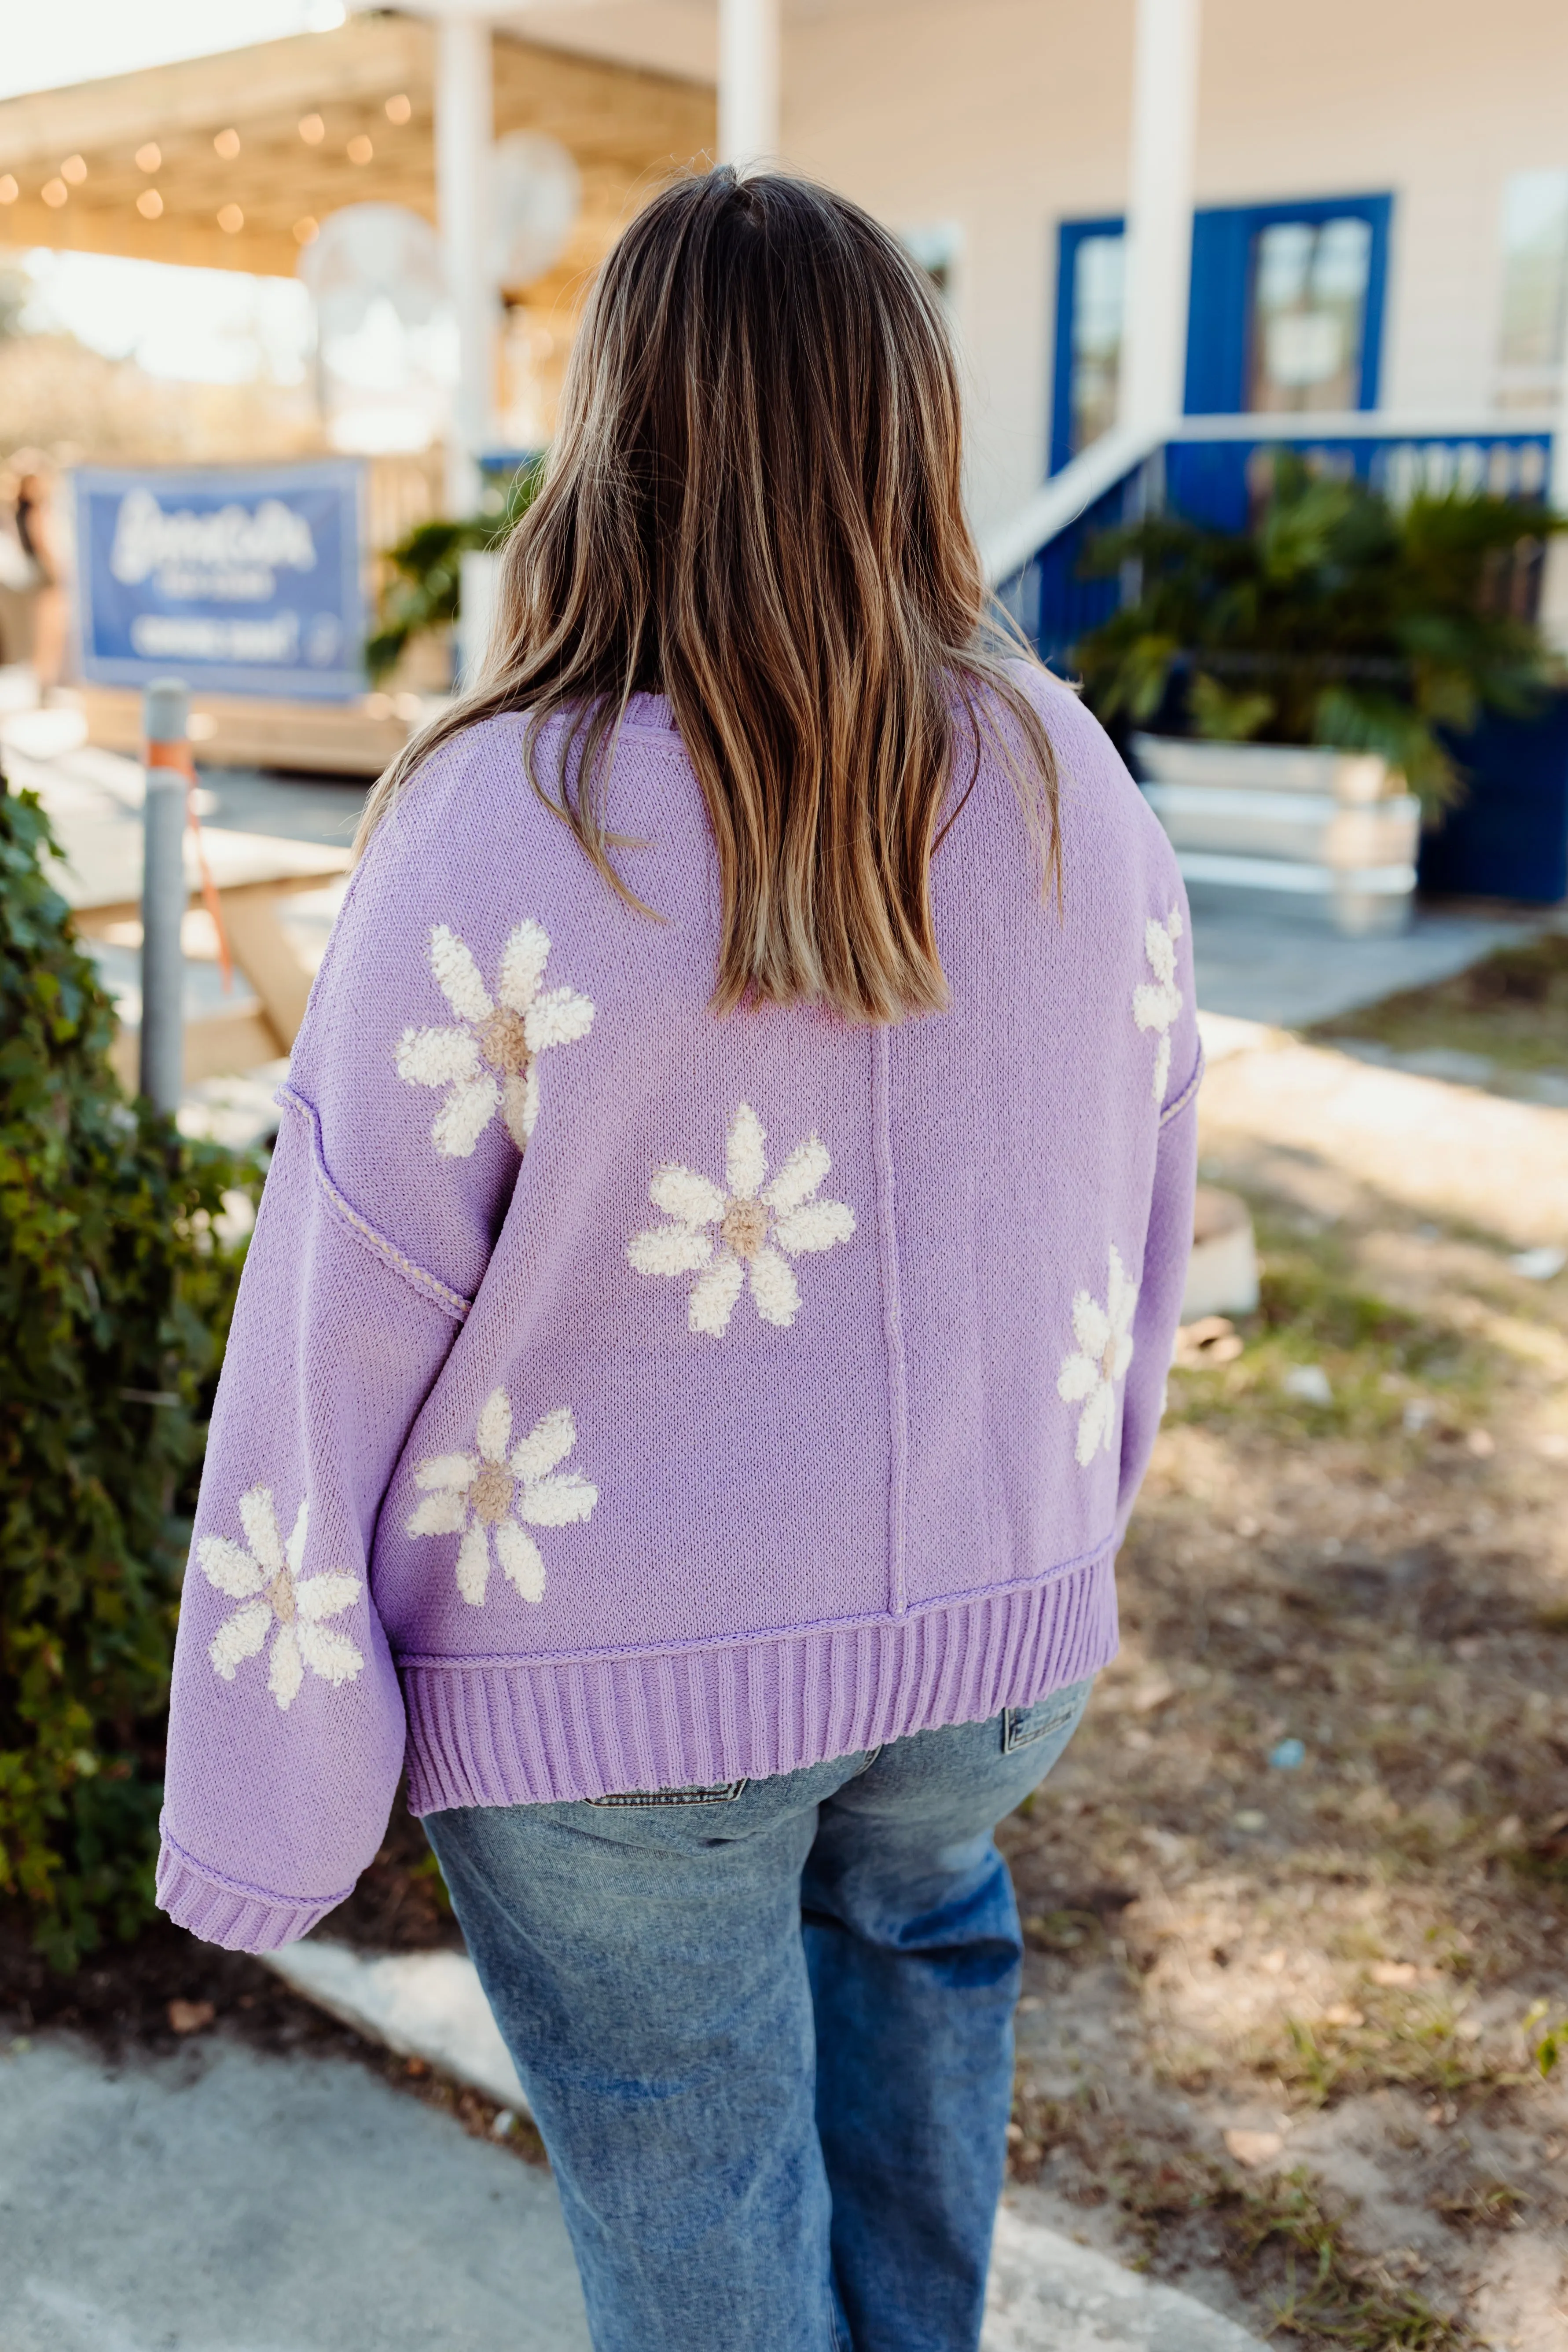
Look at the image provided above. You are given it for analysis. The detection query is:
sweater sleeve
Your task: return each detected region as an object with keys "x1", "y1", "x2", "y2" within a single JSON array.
[
  {"x1": 1113, "y1": 1049, "x2": 1201, "y2": 1548},
  {"x1": 157, "y1": 1095, "x2": 469, "y2": 1949},
  {"x1": 156, "y1": 778, "x2": 518, "y2": 1952}
]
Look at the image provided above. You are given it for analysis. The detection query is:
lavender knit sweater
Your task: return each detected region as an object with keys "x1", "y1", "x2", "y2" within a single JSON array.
[{"x1": 158, "y1": 672, "x2": 1200, "y2": 1952}]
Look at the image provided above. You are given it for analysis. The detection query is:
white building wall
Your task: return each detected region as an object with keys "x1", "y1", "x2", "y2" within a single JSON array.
[{"x1": 777, "y1": 0, "x2": 1568, "y2": 536}]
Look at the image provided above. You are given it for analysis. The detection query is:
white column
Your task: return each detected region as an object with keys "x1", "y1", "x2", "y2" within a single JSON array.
[
  {"x1": 435, "y1": 12, "x2": 496, "y2": 513},
  {"x1": 1541, "y1": 382, "x2": 1568, "y2": 653},
  {"x1": 719, "y1": 0, "x2": 781, "y2": 169},
  {"x1": 1118, "y1": 0, "x2": 1202, "y2": 437}
]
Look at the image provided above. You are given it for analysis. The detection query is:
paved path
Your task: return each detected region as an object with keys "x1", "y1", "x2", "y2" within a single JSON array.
[
  {"x1": 1, "y1": 2037, "x2": 591, "y2": 2352},
  {"x1": 0, "y1": 2035, "x2": 1266, "y2": 2352},
  {"x1": 1184, "y1": 878, "x2": 1552, "y2": 1028}
]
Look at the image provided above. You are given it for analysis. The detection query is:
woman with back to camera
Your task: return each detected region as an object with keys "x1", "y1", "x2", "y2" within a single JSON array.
[{"x1": 158, "y1": 169, "x2": 1200, "y2": 2352}]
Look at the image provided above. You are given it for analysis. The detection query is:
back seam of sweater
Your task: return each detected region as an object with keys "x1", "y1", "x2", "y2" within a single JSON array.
[{"x1": 274, "y1": 1084, "x2": 473, "y2": 1325}]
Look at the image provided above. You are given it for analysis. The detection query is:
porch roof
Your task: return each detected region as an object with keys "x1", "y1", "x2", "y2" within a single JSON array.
[{"x1": 0, "y1": 11, "x2": 713, "y2": 297}]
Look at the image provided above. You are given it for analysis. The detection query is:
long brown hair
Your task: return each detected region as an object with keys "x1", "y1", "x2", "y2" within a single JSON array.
[{"x1": 356, "y1": 168, "x2": 1058, "y2": 1024}]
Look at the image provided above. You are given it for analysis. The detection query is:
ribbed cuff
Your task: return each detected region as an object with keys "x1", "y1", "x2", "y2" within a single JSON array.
[{"x1": 156, "y1": 1832, "x2": 345, "y2": 1953}]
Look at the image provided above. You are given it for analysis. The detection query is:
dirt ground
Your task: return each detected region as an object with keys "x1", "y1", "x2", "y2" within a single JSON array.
[
  {"x1": 999, "y1": 1018, "x2": 1568, "y2": 2351},
  {"x1": 4, "y1": 958, "x2": 1566, "y2": 2351}
]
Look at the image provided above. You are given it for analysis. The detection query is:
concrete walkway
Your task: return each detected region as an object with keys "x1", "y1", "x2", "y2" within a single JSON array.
[
  {"x1": 1183, "y1": 877, "x2": 1554, "y2": 1028},
  {"x1": 0, "y1": 2037, "x2": 590, "y2": 2352},
  {"x1": 0, "y1": 2032, "x2": 1267, "y2": 2352}
]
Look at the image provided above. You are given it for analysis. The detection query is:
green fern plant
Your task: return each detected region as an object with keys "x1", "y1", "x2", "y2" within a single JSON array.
[
  {"x1": 366, "y1": 458, "x2": 543, "y2": 682},
  {"x1": 1074, "y1": 453, "x2": 1565, "y2": 812}
]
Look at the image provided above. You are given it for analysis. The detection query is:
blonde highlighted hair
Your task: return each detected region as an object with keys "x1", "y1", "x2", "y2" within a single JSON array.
[{"x1": 356, "y1": 168, "x2": 1058, "y2": 1024}]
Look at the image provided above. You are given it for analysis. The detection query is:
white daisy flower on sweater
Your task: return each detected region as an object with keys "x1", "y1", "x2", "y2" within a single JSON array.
[
  {"x1": 627, "y1": 1102, "x2": 855, "y2": 1338},
  {"x1": 1132, "y1": 906, "x2": 1183, "y2": 1103},
  {"x1": 1057, "y1": 1245, "x2": 1138, "y2": 1468},
  {"x1": 395, "y1": 919, "x2": 594, "y2": 1159},
  {"x1": 406, "y1": 1389, "x2": 597, "y2": 1607},
  {"x1": 198, "y1": 1490, "x2": 364, "y2": 1712}
]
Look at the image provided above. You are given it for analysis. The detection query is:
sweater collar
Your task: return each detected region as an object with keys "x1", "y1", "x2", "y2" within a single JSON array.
[{"x1": 620, "y1": 692, "x2": 680, "y2": 734}]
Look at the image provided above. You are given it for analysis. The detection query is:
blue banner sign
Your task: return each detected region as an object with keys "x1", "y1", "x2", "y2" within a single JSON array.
[{"x1": 72, "y1": 460, "x2": 367, "y2": 701}]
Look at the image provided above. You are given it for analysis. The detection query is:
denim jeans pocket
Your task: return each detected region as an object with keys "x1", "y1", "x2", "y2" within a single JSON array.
[
  {"x1": 1002, "y1": 1679, "x2": 1092, "y2": 1754},
  {"x1": 586, "y1": 1779, "x2": 750, "y2": 1808}
]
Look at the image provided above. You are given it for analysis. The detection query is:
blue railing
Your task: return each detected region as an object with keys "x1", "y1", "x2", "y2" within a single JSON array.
[
  {"x1": 997, "y1": 453, "x2": 1162, "y2": 668},
  {"x1": 1165, "y1": 425, "x2": 1553, "y2": 534}
]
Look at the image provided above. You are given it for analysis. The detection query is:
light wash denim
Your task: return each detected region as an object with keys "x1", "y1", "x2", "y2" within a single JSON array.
[{"x1": 425, "y1": 1676, "x2": 1093, "y2": 2352}]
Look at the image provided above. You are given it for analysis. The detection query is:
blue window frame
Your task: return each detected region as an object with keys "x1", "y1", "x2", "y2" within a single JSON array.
[
  {"x1": 1185, "y1": 193, "x2": 1392, "y2": 415},
  {"x1": 1049, "y1": 216, "x2": 1127, "y2": 476},
  {"x1": 1049, "y1": 194, "x2": 1393, "y2": 474}
]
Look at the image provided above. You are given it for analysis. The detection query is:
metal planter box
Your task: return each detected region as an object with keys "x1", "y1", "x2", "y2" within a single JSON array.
[{"x1": 1131, "y1": 735, "x2": 1421, "y2": 936}]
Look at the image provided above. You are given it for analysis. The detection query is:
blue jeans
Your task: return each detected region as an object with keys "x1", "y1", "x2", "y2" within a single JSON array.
[{"x1": 425, "y1": 1677, "x2": 1092, "y2": 2352}]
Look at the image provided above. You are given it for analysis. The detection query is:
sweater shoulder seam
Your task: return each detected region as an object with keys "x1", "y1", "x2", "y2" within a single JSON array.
[
  {"x1": 1158, "y1": 1044, "x2": 1204, "y2": 1129},
  {"x1": 275, "y1": 1083, "x2": 474, "y2": 1324}
]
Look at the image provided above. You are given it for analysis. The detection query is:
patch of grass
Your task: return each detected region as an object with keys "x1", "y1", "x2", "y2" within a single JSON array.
[
  {"x1": 1021, "y1": 1905, "x2": 1106, "y2": 1955},
  {"x1": 1266, "y1": 1990, "x2": 1511, "y2": 2109},
  {"x1": 1165, "y1": 1211, "x2": 1494, "y2": 1441},
  {"x1": 1008, "y1": 2086, "x2": 1476, "y2": 2348},
  {"x1": 1235, "y1": 2167, "x2": 1477, "y2": 2349},
  {"x1": 1503, "y1": 1817, "x2": 1568, "y2": 1888},
  {"x1": 1523, "y1": 1999, "x2": 1568, "y2": 2073},
  {"x1": 1428, "y1": 2178, "x2": 1524, "y2": 2229},
  {"x1": 1308, "y1": 929, "x2": 1568, "y2": 1078}
]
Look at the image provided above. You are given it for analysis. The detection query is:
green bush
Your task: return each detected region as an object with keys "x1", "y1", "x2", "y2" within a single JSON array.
[
  {"x1": 365, "y1": 458, "x2": 543, "y2": 681},
  {"x1": 1074, "y1": 453, "x2": 1565, "y2": 812},
  {"x1": 0, "y1": 784, "x2": 259, "y2": 1967}
]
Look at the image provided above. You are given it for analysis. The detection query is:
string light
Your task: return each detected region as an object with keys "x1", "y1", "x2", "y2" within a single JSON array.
[
  {"x1": 347, "y1": 133, "x2": 373, "y2": 164},
  {"x1": 0, "y1": 176, "x2": 17, "y2": 205},
  {"x1": 214, "y1": 128, "x2": 241, "y2": 160},
  {"x1": 41, "y1": 178, "x2": 67, "y2": 208},
  {"x1": 61, "y1": 154, "x2": 87, "y2": 184},
  {"x1": 385, "y1": 93, "x2": 411, "y2": 125},
  {"x1": 217, "y1": 203, "x2": 244, "y2": 233},
  {"x1": 137, "y1": 189, "x2": 163, "y2": 219},
  {"x1": 299, "y1": 114, "x2": 325, "y2": 144},
  {"x1": 135, "y1": 142, "x2": 161, "y2": 172}
]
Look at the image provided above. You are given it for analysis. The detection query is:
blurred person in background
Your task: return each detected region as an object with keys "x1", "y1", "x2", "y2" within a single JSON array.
[
  {"x1": 10, "y1": 463, "x2": 67, "y2": 697},
  {"x1": 154, "y1": 169, "x2": 1199, "y2": 2352}
]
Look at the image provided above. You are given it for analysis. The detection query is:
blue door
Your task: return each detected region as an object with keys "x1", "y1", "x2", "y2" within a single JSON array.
[{"x1": 1049, "y1": 194, "x2": 1393, "y2": 476}]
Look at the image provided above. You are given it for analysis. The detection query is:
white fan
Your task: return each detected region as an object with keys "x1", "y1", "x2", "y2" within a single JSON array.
[
  {"x1": 297, "y1": 203, "x2": 448, "y2": 338},
  {"x1": 297, "y1": 204, "x2": 455, "y2": 454},
  {"x1": 491, "y1": 132, "x2": 582, "y2": 290}
]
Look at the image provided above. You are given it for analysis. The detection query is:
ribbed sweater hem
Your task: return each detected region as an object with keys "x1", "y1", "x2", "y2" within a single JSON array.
[
  {"x1": 401, "y1": 1552, "x2": 1119, "y2": 1814},
  {"x1": 156, "y1": 1830, "x2": 347, "y2": 1952}
]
